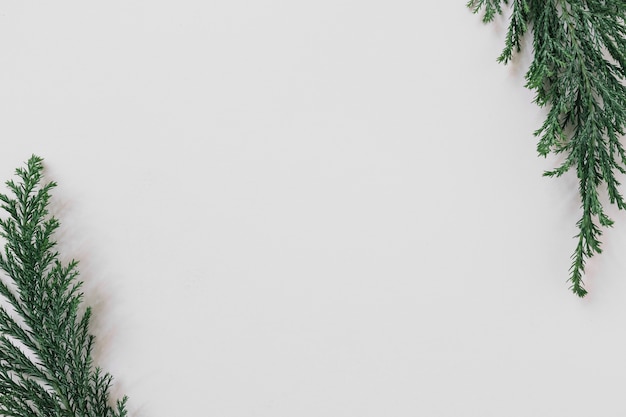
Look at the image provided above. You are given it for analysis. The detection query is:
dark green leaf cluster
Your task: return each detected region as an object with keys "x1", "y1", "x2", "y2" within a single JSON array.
[
  {"x1": 468, "y1": 0, "x2": 626, "y2": 297},
  {"x1": 0, "y1": 156, "x2": 128, "y2": 416}
]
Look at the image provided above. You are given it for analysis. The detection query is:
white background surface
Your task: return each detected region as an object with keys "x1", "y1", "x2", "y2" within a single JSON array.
[{"x1": 1, "y1": 1, "x2": 626, "y2": 416}]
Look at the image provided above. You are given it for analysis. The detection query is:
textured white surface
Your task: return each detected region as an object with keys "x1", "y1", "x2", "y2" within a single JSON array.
[{"x1": 1, "y1": 1, "x2": 626, "y2": 416}]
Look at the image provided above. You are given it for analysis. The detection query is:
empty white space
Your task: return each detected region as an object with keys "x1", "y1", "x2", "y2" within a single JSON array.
[{"x1": 1, "y1": 1, "x2": 626, "y2": 416}]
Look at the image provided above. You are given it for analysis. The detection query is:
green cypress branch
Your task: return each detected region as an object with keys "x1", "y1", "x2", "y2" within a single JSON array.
[
  {"x1": 468, "y1": 0, "x2": 626, "y2": 297},
  {"x1": 0, "y1": 156, "x2": 128, "y2": 416}
]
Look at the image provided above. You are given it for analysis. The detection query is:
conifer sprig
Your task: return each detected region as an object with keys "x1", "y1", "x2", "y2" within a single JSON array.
[
  {"x1": 0, "y1": 156, "x2": 128, "y2": 416},
  {"x1": 468, "y1": 0, "x2": 626, "y2": 297}
]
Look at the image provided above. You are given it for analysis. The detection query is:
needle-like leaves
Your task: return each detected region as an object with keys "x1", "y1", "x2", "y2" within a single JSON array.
[
  {"x1": 468, "y1": 0, "x2": 626, "y2": 297},
  {"x1": 0, "y1": 156, "x2": 128, "y2": 416}
]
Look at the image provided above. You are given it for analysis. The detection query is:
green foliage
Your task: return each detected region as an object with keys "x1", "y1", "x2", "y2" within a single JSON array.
[
  {"x1": 468, "y1": 0, "x2": 626, "y2": 297},
  {"x1": 0, "y1": 156, "x2": 128, "y2": 416}
]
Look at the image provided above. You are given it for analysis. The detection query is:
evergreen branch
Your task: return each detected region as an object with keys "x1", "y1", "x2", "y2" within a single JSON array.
[
  {"x1": 467, "y1": 0, "x2": 509, "y2": 23},
  {"x1": 0, "y1": 156, "x2": 128, "y2": 416},
  {"x1": 469, "y1": 1, "x2": 626, "y2": 296}
]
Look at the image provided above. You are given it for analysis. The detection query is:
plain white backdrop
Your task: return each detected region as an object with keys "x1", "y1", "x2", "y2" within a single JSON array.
[{"x1": 2, "y1": 1, "x2": 626, "y2": 416}]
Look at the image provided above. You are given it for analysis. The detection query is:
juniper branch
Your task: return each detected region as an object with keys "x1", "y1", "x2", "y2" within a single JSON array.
[
  {"x1": 468, "y1": 0, "x2": 626, "y2": 297},
  {"x1": 0, "y1": 156, "x2": 128, "y2": 416}
]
